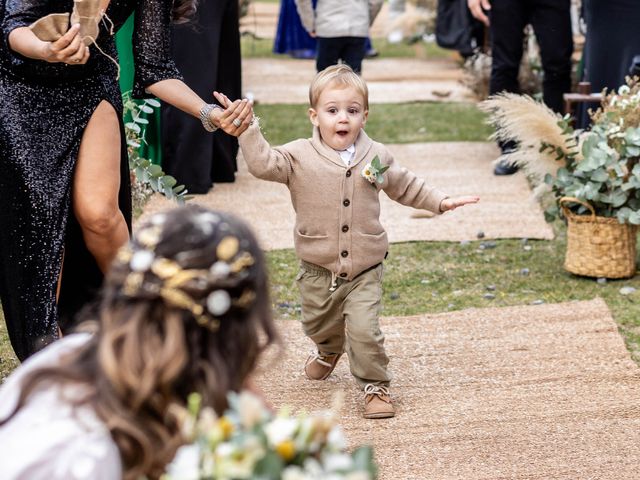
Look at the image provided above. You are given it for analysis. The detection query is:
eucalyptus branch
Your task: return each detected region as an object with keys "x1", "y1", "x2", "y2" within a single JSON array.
[{"x1": 122, "y1": 91, "x2": 190, "y2": 208}]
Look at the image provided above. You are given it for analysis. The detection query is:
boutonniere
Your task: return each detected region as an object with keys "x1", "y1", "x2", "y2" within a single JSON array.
[{"x1": 361, "y1": 155, "x2": 389, "y2": 185}]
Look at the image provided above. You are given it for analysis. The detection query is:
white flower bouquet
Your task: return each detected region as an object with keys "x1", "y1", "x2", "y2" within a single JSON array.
[{"x1": 163, "y1": 392, "x2": 377, "y2": 480}]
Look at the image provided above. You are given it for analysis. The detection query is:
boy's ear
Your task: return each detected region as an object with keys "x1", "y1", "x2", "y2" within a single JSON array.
[
  {"x1": 308, "y1": 107, "x2": 319, "y2": 127},
  {"x1": 362, "y1": 109, "x2": 369, "y2": 127}
]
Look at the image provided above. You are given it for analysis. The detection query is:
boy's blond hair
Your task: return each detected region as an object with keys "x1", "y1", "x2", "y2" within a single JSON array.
[{"x1": 309, "y1": 64, "x2": 369, "y2": 110}]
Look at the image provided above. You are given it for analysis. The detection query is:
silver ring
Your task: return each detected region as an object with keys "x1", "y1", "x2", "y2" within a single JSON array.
[{"x1": 233, "y1": 118, "x2": 242, "y2": 128}]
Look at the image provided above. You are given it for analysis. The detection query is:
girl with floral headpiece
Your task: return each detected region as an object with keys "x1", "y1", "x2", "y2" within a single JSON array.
[{"x1": 0, "y1": 205, "x2": 278, "y2": 480}]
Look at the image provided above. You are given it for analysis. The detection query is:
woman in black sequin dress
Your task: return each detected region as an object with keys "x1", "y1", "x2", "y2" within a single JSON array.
[{"x1": 0, "y1": 0, "x2": 255, "y2": 361}]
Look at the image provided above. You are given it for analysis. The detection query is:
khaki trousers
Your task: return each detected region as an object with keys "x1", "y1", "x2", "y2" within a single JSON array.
[{"x1": 296, "y1": 261, "x2": 390, "y2": 387}]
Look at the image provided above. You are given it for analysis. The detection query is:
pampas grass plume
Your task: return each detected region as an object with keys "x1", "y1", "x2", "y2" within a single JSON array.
[{"x1": 479, "y1": 94, "x2": 578, "y2": 182}]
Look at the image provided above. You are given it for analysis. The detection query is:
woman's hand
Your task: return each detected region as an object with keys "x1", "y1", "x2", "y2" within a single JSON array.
[
  {"x1": 440, "y1": 195, "x2": 480, "y2": 212},
  {"x1": 42, "y1": 24, "x2": 90, "y2": 64},
  {"x1": 212, "y1": 91, "x2": 255, "y2": 136}
]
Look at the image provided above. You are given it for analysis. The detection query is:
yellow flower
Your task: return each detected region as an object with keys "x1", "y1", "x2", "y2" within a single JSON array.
[
  {"x1": 364, "y1": 169, "x2": 371, "y2": 176},
  {"x1": 275, "y1": 440, "x2": 296, "y2": 461},
  {"x1": 218, "y1": 416, "x2": 234, "y2": 440}
]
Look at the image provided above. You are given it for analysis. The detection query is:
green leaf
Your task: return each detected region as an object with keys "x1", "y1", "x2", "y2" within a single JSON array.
[
  {"x1": 138, "y1": 104, "x2": 154, "y2": 114},
  {"x1": 253, "y1": 451, "x2": 284, "y2": 479},
  {"x1": 133, "y1": 117, "x2": 149, "y2": 125},
  {"x1": 589, "y1": 168, "x2": 609, "y2": 183},
  {"x1": 629, "y1": 211, "x2": 640, "y2": 225},
  {"x1": 125, "y1": 122, "x2": 141, "y2": 134},
  {"x1": 376, "y1": 174, "x2": 384, "y2": 184},
  {"x1": 371, "y1": 155, "x2": 381, "y2": 169},
  {"x1": 160, "y1": 175, "x2": 177, "y2": 188},
  {"x1": 544, "y1": 173, "x2": 554, "y2": 185},
  {"x1": 144, "y1": 98, "x2": 161, "y2": 108},
  {"x1": 556, "y1": 167, "x2": 571, "y2": 184},
  {"x1": 379, "y1": 165, "x2": 390, "y2": 174},
  {"x1": 610, "y1": 190, "x2": 629, "y2": 207},
  {"x1": 352, "y1": 446, "x2": 377, "y2": 477}
]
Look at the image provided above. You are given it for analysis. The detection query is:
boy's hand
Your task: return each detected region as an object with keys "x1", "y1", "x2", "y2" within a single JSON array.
[
  {"x1": 212, "y1": 91, "x2": 254, "y2": 136},
  {"x1": 439, "y1": 196, "x2": 480, "y2": 212}
]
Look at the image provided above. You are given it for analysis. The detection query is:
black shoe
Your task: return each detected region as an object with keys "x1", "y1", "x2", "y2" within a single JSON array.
[
  {"x1": 493, "y1": 160, "x2": 519, "y2": 176},
  {"x1": 365, "y1": 49, "x2": 379, "y2": 59}
]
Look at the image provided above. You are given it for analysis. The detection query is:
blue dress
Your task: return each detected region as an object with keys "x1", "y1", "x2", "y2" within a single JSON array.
[{"x1": 273, "y1": 0, "x2": 316, "y2": 59}]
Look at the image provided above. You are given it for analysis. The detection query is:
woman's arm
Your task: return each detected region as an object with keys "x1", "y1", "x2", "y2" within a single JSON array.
[
  {"x1": 146, "y1": 79, "x2": 253, "y2": 135},
  {"x1": 7, "y1": 24, "x2": 89, "y2": 64}
]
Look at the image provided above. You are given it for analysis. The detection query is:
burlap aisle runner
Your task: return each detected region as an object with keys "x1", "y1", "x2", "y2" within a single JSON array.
[
  {"x1": 140, "y1": 142, "x2": 555, "y2": 248},
  {"x1": 254, "y1": 299, "x2": 640, "y2": 479}
]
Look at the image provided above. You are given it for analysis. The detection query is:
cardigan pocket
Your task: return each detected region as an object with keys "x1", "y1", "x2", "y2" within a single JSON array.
[
  {"x1": 294, "y1": 230, "x2": 334, "y2": 266},
  {"x1": 357, "y1": 231, "x2": 388, "y2": 264}
]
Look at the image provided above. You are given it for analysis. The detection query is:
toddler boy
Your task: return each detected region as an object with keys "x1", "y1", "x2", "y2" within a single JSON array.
[{"x1": 217, "y1": 65, "x2": 478, "y2": 418}]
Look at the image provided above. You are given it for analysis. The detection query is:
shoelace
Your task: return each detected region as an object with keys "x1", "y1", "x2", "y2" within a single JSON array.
[
  {"x1": 364, "y1": 384, "x2": 390, "y2": 398},
  {"x1": 309, "y1": 352, "x2": 334, "y2": 368}
]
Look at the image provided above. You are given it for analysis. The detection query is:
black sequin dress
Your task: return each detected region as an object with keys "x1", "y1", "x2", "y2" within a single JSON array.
[{"x1": 0, "y1": 0, "x2": 181, "y2": 360}]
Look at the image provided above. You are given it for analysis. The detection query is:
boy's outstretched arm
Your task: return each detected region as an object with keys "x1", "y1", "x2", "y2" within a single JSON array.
[
  {"x1": 381, "y1": 151, "x2": 478, "y2": 213},
  {"x1": 440, "y1": 196, "x2": 480, "y2": 212},
  {"x1": 213, "y1": 91, "x2": 292, "y2": 185}
]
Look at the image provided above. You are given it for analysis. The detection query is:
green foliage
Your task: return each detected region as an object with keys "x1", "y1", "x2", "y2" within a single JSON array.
[
  {"x1": 542, "y1": 80, "x2": 640, "y2": 224},
  {"x1": 122, "y1": 92, "x2": 190, "y2": 216},
  {"x1": 255, "y1": 102, "x2": 493, "y2": 146}
]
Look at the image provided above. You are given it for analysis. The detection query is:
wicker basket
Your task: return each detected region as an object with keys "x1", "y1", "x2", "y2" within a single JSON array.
[{"x1": 560, "y1": 197, "x2": 638, "y2": 279}]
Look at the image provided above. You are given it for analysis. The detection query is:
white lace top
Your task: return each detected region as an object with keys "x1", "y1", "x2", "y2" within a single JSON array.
[{"x1": 0, "y1": 334, "x2": 121, "y2": 479}]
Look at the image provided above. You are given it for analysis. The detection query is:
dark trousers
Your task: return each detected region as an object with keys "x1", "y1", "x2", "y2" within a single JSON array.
[
  {"x1": 489, "y1": 0, "x2": 573, "y2": 114},
  {"x1": 316, "y1": 37, "x2": 367, "y2": 73},
  {"x1": 162, "y1": 0, "x2": 241, "y2": 193}
]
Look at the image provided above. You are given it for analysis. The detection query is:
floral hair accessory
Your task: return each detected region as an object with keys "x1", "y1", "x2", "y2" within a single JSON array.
[
  {"x1": 217, "y1": 236, "x2": 239, "y2": 261},
  {"x1": 130, "y1": 250, "x2": 154, "y2": 272},
  {"x1": 361, "y1": 155, "x2": 389, "y2": 185},
  {"x1": 137, "y1": 226, "x2": 162, "y2": 248},
  {"x1": 115, "y1": 231, "x2": 257, "y2": 332},
  {"x1": 206, "y1": 290, "x2": 232, "y2": 316}
]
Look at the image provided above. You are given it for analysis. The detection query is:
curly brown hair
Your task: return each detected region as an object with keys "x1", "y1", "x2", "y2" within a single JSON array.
[{"x1": 1, "y1": 206, "x2": 278, "y2": 480}]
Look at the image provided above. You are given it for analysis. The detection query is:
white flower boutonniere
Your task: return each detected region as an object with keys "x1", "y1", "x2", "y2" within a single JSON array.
[{"x1": 362, "y1": 155, "x2": 389, "y2": 185}]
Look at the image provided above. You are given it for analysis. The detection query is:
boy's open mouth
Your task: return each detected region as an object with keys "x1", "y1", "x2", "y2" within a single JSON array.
[{"x1": 336, "y1": 130, "x2": 349, "y2": 137}]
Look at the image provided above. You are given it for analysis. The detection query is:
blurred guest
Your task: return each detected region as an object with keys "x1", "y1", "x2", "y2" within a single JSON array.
[
  {"x1": 274, "y1": 0, "x2": 377, "y2": 60},
  {"x1": 582, "y1": 0, "x2": 640, "y2": 94},
  {"x1": 295, "y1": 0, "x2": 383, "y2": 73},
  {"x1": 468, "y1": 0, "x2": 573, "y2": 175},
  {"x1": 162, "y1": 0, "x2": 242, "y2": 194}
]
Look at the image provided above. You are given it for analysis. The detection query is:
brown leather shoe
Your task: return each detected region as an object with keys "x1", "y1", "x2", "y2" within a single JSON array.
[
  {"x1": 363, "y1": 384, "x2": 395, "y2": 419},
  {"x1": 304, "y1": 352, "x2": 342, "y2": 380}
]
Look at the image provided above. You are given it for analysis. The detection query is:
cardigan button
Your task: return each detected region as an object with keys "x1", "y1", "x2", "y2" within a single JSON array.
[
  {"x1": 343, "y1": 199, "x2": 350, "y2": 207},
  {"x1": 340, "y1": 272, "x2": 347, "y2": 277},
  {"x1": 342, "y1": 225, "x2": 349, "y2": 232},
  {"x1": 341, "y1": 250, "x2": 348, "y2": 257},
  {"x1": 346, "y1": 170, "x2": 352, "y2": 177}
]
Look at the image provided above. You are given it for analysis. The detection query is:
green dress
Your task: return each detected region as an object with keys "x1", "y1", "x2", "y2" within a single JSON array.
[{"x1": 115, "y1": 14, "x2": 162, "y2": 165}]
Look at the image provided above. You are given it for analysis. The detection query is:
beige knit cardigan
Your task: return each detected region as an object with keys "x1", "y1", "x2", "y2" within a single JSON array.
[{"x1": 238, "y1": 123, "x2": 448, "y2": 280}]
